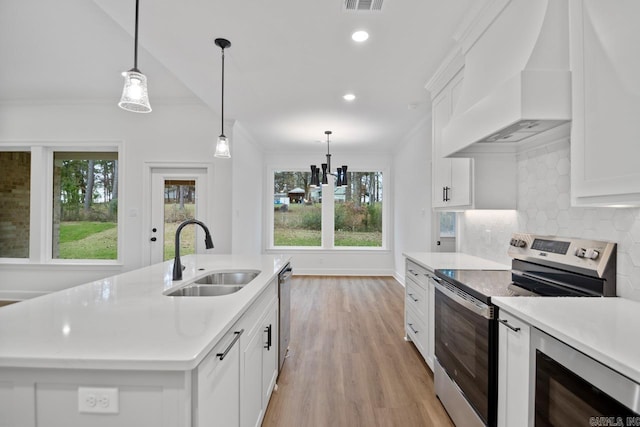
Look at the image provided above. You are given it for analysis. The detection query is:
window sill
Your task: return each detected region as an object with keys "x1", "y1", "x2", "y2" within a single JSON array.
[
  {"x1": 0, "y1": 260, "x2": 123, "y2": 270},
  {"x1": 265, "y1": 247, "x2": 390, "y2": 254}
]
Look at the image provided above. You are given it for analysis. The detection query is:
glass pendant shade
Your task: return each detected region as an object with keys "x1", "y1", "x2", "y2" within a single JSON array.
[
  {"x1": 215, "y1": 134, "x2": 231, "y2": 158},
  {"x1": 119, "y1": 70, "x2": 151, "y2": 113}
]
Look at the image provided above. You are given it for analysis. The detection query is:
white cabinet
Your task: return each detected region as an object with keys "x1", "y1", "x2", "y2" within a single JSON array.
[
  {"x1": 570, "y1": 0, "x2": 640, "y2": 206},
  {"x1": 432, "y1": 69, "x2": 472, "y2": 209},
  {"x1": 196, "y1": 328, "x2": 243, "y2": 427},
  {"x1": 429, "y1": 61, "x2": 516, "y2": 210},
  {"x1": 404, "y1": 259, "x2": 435, "y2": 370},
  {"x1": 240, "y1": 280, "x2": 279, "y2": 427},
  {"x1": 497, "y1": 310, "x2": 531, "y2": 427}
]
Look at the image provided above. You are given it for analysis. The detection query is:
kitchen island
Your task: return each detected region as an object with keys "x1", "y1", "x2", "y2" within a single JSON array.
[{"x1": 0, "y1": 254, "x2": 290, "y2": 427}]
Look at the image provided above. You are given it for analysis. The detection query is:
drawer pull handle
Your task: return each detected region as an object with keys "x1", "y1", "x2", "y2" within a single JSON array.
[
  {"x1": 408, "y1": 269, "x2": 420, "y2": 277},
  {"x1": 264, "y1": 325, "x2": 272, "y2": 351},
  {"x1": 498, "y1": 319, "x2": 520, "y2": 333},
  {"x1": 217, "y1": 329, "x2": 244, "y2": 360},
  {"x1": 408, "y1": 293, "x2": 419, "y2": 302},
  {"x1": 408, "y1": 323, "x2": 419, "y2": 334}
]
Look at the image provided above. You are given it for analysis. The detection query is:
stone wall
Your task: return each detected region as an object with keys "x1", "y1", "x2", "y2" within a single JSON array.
[{"x1": 0, "y1": 152, "x2": 31, "y2": 258}]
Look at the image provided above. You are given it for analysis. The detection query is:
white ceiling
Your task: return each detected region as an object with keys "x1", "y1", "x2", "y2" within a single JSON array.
[{"x1": 0, "y1": 0, "x2": 486, "y2": 153}]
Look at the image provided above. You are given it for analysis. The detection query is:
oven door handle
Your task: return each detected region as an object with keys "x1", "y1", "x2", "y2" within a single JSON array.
[{"x1": 434, "y1": 282, "x2": 493, "y2": 320}]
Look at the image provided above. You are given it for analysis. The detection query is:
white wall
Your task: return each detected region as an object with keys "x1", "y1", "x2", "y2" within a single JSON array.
[
  {"x1": 0, "y1": 101, "x2": 232, "y2": 296},
  {"x1": 231, "y1": 121, "x2": 264, "y2": 255},
  {"x1": 392, "y1": 118, "x2": 433, "y2": 281},
  {"x1": 263, "y1": 151, "x2": 395, "y2": 275},
  {"x1": 460, "y1": 139, "x2": 640, "y2": 302}
]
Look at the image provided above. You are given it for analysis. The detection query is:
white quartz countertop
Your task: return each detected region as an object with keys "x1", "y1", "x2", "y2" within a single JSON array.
[
  {"x1": 403, "y1": 252, "x2": 510, "y2": 271},
  {"x1": 493, "y1": 296, "x2": 640, "y2": 384},
  {"x1": 0, "y1": 254, "x2": 290, "y2": 371}
]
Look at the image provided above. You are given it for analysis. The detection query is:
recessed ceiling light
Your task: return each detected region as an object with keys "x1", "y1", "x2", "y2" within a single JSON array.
[
  {"x1": 343, "y1": 93, "x2": 356, "y2": 101},
  {"x1": 351, "y1": 31, "x2": 369, "y2": 42}
]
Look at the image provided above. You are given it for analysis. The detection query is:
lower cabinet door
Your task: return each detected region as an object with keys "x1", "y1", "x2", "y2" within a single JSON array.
[
  {"x1": 261, "y1": 304, "x2": 278, "y2": 408},
  {"x1": 197, "y1": 329, "x2": 243, "y2": 427},
  {"x1": 497, "y1": 312, "x2": 531, "y2": 427},
  {"x1": 241, "y1": 326, "x2": 263, "y2": 427}
]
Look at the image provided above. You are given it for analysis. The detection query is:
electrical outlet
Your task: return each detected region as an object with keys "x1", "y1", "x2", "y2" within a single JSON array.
[{"x1": 78, "y1": 387, "x2": 119, "y2": 414}]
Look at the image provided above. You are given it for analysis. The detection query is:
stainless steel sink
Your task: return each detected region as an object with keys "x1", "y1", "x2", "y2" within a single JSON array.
[
  {"x1": 167, "y1": 284, "x2": 244, "y2": 297},
  {"x1": 166, "y1": 270, "x2": 260, "y2": 297},
  {"x1": 194, "y1": 271, "x2": 260, "y2": 285}
]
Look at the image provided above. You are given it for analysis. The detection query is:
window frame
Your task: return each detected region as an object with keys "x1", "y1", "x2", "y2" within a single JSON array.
[
  {"x1": 0, "y1": 141, "x2": 123, "y2": 266},
  {"x1": 265, "y1": 165, "x2": 389, "y2": 252}
]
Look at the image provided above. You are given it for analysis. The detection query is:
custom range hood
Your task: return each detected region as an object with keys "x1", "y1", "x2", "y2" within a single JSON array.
[{"x1": 443, "y1": 0, "x2": 571, "y2": 157}]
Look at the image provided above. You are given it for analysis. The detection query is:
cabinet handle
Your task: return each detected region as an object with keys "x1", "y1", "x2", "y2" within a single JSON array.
[
  {"x1": 408, "y1": 269, "x2": 419, "y2": 277},
  {"x1": 408, "y1": 293, "x2": 419, "y2": 302},
  {"x1": 217, "y1": 329, "x2": 244, "y2": 360},
  {"x1": 444, "y1": 186, "x2": 451, "y2": 202},
  {"x1": 442, "y1": 186, "x2": 446, "y2": 202},
  {"x1": 407, "y1": 323, "x2": 419, "y2": 334},
  {"x1": 498, "y1": 319, "x2": 521, "y2": 333},
  {"x1": 264, "y1": 325, "x2": 272, "y2": 351}
]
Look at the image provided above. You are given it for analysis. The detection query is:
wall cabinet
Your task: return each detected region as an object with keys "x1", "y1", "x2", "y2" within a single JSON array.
[
  {"x1": 429, "y1": 61, "x2": 516, "y2": 210},
  {"x1": 570, "y1": 0, "x2": 640, "y2": 206},
  {"x1": 404, "y1": 259, "x2": 435, "y2": 370},
  {"x1": 497, "y1": 310, "x2": 531, "y2": 427},
  {"x1": 431, "y1": 69, "x2": 472, "y2": 209}
]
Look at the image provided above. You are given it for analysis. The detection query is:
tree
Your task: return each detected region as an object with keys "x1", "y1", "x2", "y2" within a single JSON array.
[{"x1": 84, "y1": 160, "x2": 95, "y2": 211}]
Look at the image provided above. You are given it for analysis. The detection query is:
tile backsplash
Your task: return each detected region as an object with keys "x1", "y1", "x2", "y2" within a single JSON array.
[{"x1": 460, "y1": 140, "x2": 640, "y2": 301}]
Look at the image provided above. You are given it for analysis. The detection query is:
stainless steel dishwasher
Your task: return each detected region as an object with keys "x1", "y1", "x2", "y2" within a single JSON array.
[{"x1": 278, "y1": 263, "x2": 292, "y2": 373}]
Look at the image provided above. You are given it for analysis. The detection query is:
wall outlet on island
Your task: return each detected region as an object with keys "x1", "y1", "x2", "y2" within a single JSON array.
[{"x1": 78, "y1": 387, "x2": 119, "y2": 414}]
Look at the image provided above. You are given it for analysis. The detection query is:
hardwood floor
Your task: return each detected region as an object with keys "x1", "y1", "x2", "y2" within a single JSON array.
[{"x1": 262, "y1": 276, "x2": 453, "y2": 427}]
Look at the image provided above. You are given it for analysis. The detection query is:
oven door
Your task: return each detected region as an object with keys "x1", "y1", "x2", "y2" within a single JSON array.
[
  {"x1": 531, "y1": 328, "x2": 640, "y2": 426},
  {"x1": 435, "y1": 281, "x2": 496, "y2": 426}
]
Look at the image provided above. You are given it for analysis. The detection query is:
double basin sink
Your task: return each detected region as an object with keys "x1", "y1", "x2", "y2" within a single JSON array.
[{"x1": 166, "y1": 270, "x2": 260, "y2": 297}]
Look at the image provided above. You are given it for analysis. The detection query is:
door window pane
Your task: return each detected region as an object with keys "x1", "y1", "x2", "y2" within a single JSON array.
[
  {"x1": 53, "y1": 152, "x2": 118, "y2": 259},
  {"x1": 163, "y1": 180, "x2": 196, "y2": 261},
  {"x1": 273, "y1": 171, "x2": 321, "y2": 246},
  {"x1": 0, "y1": 152, "x2": 31, "y2": 258},
  {"x1": 334, "y1": 171, "x2": 383, "y2": 247}
]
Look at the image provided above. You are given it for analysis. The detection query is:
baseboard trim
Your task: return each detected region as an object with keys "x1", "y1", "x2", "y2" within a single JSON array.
[{"x1": 293, "y1": 268, "x2": 395, "y2": 276}]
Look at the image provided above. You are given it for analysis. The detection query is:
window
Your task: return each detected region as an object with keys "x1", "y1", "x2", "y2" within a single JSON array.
[
  {"x1": 334, "y1": 172, "x2": 383, "y2": 247},
  {"x1": 270, "y1": 169, "x2": 386, "y2": 249},
  {"x1": 273, "y1": 171, "x2": 321, "y2": 247},
  {"x1": 0, "y1": 143, "x2": 120, "y2": 264},
  {"x1": 0, "y1": 151, "x2": 31, "y2": 258},
  {"x1": 53, "y1": 152, "x2": 118, "y2": 260}
]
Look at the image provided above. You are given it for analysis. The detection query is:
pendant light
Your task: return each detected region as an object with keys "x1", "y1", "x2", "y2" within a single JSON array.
[
  {"x1": 214, "y1": 38, "x2": 231, "y2": 158},
  {"x1": 118, "y1": 0, "x2": 152, "y2": 113},
  {"x1": 310, "y1": 131, "x2": 348, "y2": 188}
]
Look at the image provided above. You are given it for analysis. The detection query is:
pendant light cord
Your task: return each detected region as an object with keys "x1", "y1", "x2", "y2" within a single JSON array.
[
  {"x1": 133, "y1": 0, "x2": 139, "y2": 71},
  {"x1": 221, "y1": 46, "x2": 225, "y2": 135}
]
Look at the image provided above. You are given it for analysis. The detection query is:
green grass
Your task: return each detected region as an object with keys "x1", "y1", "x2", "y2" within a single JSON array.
[
  {"x1": 58, "y1": 222, "x2": 117, "y2": 259},
  {"x1": 335, "y1": 231, "x2": 382, "y2": 247},
  {"x1": 274, "y1": 228, "x2": 321, "y2": 246}
]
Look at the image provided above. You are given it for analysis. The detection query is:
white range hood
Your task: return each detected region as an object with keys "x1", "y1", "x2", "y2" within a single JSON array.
[{"x1": 443, "y1": 0, "x2": 571, "y2": 157}]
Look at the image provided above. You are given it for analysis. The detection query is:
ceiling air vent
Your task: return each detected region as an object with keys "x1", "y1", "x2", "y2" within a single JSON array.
[{"x1": 344, "y1": 0, "x2": 383, "y2": 12}]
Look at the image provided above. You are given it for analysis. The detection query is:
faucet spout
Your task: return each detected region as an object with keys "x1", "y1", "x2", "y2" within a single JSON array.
[{"x1": 172, "y1": 219, "x2": 214, "y2": 281}]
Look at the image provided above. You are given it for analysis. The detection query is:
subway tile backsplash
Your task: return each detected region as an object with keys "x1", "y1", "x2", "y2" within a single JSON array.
[{"x1": 459, "y1": 140, "x2": 640, "y2": 301}]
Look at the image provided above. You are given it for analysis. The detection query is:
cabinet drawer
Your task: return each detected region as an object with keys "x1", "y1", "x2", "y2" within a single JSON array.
[
  {"x1": 405, "y1": 305, "x2": 428, "y2": 357},
  {"x1": 405, "y1": 275, "x2": 427, "y2": 319},
  {"x1": 406, "y1": 260, "x2": 431, "y2": 288}
]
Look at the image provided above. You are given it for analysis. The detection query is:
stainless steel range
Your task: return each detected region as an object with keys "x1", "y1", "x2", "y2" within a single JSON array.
[{"x1": 433, "y1": 233, "x2": 617, "y2": 427}]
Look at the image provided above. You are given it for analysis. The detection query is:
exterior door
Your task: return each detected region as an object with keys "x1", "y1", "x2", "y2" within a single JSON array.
[{"x1": 149, "y1": 167, "x2": 208, "y2": 265}]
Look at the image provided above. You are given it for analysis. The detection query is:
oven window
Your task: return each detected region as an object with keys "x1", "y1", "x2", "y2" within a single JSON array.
[
  {"x1": 435, "y1": 288, "x2": 491, "y2": 423},
  {"x1": 535, "y1": 351, "x2": 638, "y2": 426}
]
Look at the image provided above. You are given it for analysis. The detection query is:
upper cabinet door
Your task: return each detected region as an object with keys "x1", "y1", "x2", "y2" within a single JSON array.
[{"x1": 570, "y1": 0, "x2": 640, "y2": 206}]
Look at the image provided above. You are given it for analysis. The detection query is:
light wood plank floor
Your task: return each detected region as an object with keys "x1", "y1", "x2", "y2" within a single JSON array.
[{"x1": 262, "y1": 276, "x2": 454, "y2": 427}]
